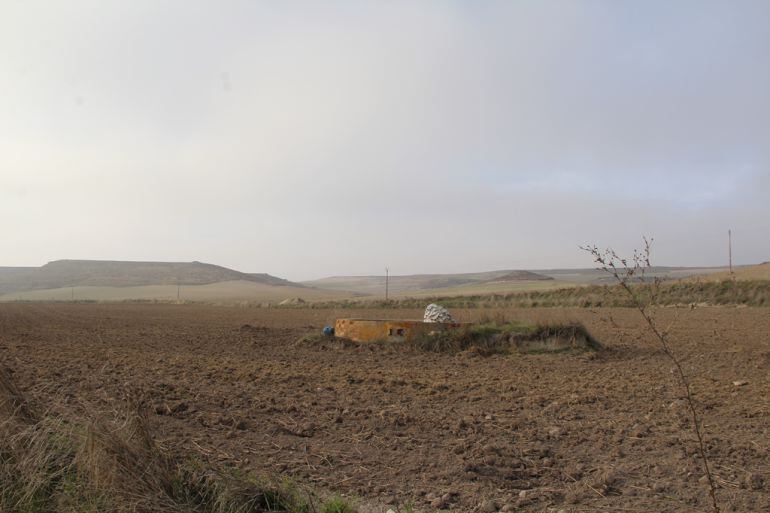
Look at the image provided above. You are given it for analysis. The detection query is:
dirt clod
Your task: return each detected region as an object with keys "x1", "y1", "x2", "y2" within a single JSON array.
[
  {"x1": 478, "y1": 499, "x2": 497, "y2": 512},
  {"x1": 745, "y1": 473, "x2": 765, "y2": 491}
]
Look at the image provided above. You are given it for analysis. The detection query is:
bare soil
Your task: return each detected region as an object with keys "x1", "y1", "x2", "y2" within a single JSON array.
[{"x1": 1, "y1": 304, "x2": 768, "y2": 512}]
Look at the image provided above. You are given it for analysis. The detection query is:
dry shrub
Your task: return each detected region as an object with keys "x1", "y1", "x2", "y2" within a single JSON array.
[
  {"x1": 582, "y1": 239, "x2": 720, "y2": 513},
  {"x1": 409, "y1": 322, "x2": 600, "y2": 355},
  {"x1": 1, "y1": 416, "x2": 79, "y2": 512},
  {"x1": 510, "y1": 322, "x2": 602, "y2": 353},
  {"x1": 75, "y1": 401, "x2": 180, "y2": 511},
  {"x1": 1, "y1": 367, "x2": 80, "y2": 512}
]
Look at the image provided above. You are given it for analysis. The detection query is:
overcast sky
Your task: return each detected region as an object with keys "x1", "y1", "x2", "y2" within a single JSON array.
[{"x1": 1, "y1": 1, "x2": 769, "y2": 281}]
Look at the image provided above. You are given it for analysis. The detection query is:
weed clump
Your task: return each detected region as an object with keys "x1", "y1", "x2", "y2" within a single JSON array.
[
  {"x1": 409, "y1": 321, "x2": 600, "y2": 355},
  {"x1": 297, "y1": 321, "x2": 599, "y2": 356},
  {"x1": 320, "y1": 495, "x2": 355, "y2": 513}
]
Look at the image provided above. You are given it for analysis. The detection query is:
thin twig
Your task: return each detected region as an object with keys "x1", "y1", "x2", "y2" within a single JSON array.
[{"x1": 580, "y1": 238, "x2": 720, "y2": 513}]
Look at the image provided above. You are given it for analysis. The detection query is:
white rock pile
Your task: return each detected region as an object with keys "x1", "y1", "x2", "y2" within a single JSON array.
[{"x1": 423, "y1": 303, "x2": 455, "y2": 323}]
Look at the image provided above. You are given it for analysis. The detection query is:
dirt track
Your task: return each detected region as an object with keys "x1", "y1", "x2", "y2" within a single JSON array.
[{"x1": 1, "y1": 303, "x2": 768, "y2": 512}]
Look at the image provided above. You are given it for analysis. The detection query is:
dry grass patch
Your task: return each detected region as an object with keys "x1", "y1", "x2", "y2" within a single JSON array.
[
  {"x1": 409, "y1": 321, "x2": 601, "y2": 355},
  {"x1": 0, "y1": 368, "x2": 353, "y2": 513}
]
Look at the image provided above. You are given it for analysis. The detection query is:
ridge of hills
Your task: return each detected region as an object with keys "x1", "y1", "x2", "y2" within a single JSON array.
[
  {"x1": 0, "y1": 259, "x2": 745, "y2": 302},
  {"x1": 0, "y1": 259, "x2": 296, "y2": 295}
]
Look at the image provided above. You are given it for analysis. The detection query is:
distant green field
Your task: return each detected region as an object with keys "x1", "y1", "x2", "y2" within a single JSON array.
[
  {"x1": 0, "y1": 280, "x2": 349, "y2": 303},
  {"x1": 690, "y1": 262, "x2": 770, "y2": 282},
  {"x1": 0, "y1": 279, "x2": 572, "y2": 303},
  {"x1": 388, "y1": 279, "x2": 576, "y2": 298}
]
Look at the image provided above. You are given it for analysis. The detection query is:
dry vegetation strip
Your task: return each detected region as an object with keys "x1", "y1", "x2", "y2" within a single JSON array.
[
  {"x1": 293, "y1": 279, "x2": 770, "y2": 309},
  {"x1": 0, "y1": 368, "x2": 354, "y2": 513}
]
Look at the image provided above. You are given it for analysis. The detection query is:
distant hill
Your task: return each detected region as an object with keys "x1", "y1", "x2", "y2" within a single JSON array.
[
  {"x1": 0, "y1": 260, "x2": 297, "y2": 295},
  {"x1": 485, "y1": 270, "x2": 554, "y2": 282},
  {"x1": 303, "y1": 266, "x2": 729, "y2": 297},
  {"x1": 0, "y1": 267, "x2": 36, "y2": 277}
]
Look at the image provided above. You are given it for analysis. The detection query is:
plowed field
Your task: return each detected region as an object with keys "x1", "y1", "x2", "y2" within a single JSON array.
[{"x1": 1, "y1": 303, "x2": 768, "y2": 512}]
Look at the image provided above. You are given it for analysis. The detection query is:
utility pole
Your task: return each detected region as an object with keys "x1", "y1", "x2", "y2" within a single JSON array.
[
  {"x1": 728, "y1": 229, "x2": 733, "y2": 274},
  {"x1": 385, "y1": 267, "x2": 389, "y2": 301},
  {"x1": 177, "y1": 281, "x2": 181, "y2": 300}
]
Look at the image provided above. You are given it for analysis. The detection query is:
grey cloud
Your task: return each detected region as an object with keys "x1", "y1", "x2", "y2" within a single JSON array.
[{"x1": 1, "y1": 1, "x2": 768, "y2": 280}]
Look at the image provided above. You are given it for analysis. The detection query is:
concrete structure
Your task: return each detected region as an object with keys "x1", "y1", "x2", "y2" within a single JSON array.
[{"x1": 334, "y1": 318, "x2": 468, "y2": 343}]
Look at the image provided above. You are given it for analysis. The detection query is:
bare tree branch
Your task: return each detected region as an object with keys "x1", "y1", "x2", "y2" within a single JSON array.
[{"x1": 580, "y1": 238, "x2": 720, "y2": 513}]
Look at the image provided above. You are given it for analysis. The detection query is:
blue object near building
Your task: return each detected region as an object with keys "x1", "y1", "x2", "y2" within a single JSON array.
[{"x1": 322, "y1": 325, "x2": 335, "y2": 336}]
